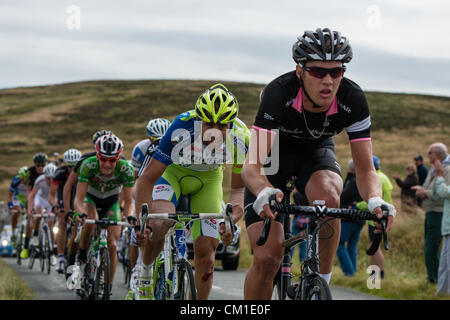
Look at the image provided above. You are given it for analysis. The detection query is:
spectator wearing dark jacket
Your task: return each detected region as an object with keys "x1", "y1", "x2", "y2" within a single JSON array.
[
  {"x1": 415, "y1": 155, "x2": 428, "y2": 186},
  {"x1": 337, "y1": 160, "x2": 365, "y2": 276},
  {"x1": 393, "y1": 164, "x2": 420, "y2": 214}
]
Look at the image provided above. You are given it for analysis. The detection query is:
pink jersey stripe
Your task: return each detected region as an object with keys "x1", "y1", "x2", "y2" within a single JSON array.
[
  {"x1": 292, "y1": 87, "x2": 338, "y2": 115},
  {"x1": 252, "y1": 125, "x2": 276, "y2": 134},
  {"x1": 350, "y1": 137, "x2": 371, "y2": 143}
]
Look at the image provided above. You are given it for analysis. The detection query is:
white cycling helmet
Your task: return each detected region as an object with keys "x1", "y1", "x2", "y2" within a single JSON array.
[
  {"x1": 96, "y1": 134, "x2": 123, "y2": 158},
  {"x1": 43, "y1": 163, "x2": 57, "y2": 178},
  {"x1": 146, "y1": 118, "x2": 171, "y2": 138},
  {"x1": 63, "y1": 148, "x2": 82, "y2": 166}
]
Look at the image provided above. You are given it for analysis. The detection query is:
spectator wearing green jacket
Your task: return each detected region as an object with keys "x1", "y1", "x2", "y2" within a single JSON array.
[{"x1": 356, "y1": 155, "x2": 393, "y2": 280}]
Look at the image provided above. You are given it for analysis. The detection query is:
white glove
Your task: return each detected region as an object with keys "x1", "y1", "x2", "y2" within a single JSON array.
[
  {"x1": 368, "y1": 197, "x2": 396, "y2": 218},
  {"x1": 253, "y1": 187, "x2": 283, "y2": 217}
]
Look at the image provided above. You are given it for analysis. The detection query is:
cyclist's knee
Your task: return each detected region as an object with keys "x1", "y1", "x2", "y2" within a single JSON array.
[{"x1": 253, "y1": 252, "x2": 281, "y2": 277}]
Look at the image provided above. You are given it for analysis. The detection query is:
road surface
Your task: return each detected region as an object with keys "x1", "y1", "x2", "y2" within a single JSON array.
[{"x1": 2, "y1": 256, "x2": 383, "y2": 300}]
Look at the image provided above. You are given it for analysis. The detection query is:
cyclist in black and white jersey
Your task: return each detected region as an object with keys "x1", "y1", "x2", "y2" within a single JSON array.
[
  {"x1": 49, "y1": 148, "x2": 82, "y2": 273},
  {"x1": 131, "y1": 118, "x2": 171, "y2": 178},
  {"x1": 241, "y1": 28, "x2": 396, "y2": 299},
  {"x1": 126, "y1": 118, "x2": 170, "y2": 300}
]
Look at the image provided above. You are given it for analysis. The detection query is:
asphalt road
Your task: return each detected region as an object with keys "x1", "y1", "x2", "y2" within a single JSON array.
[{"x1": 2, "y1": 256, "x2": 383, "y2": 300}]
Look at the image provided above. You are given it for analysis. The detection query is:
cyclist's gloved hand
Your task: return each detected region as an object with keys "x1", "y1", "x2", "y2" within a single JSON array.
[
  {"x1": 127, "y1": 215, "x2": 137, "y2": 226},
  {"x1": 65, "y1": 210, "x2": 74, "y2": 223},
  {"x1": 253, "y1": 187, "x2": 284, "y2": 220},
  {"x1": 75, "y1": 212, "x2": 87, "y2": 223},
  {"x1": 368, "y1": 197, "x2": 396, "y2": 233}
]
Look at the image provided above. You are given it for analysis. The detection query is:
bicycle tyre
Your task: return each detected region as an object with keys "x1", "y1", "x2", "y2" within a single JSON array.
[
  {"x1": 272, "y1": 269, "x2": 283, "y2": 300},
  {"x1": 176, "y1": 260, "x2": 196, "y2": 300},
  {"x1": 46, "y1": 230, "x2": 52, "y2": 275},
  {"x1": 94, "y1": 248, "x2": 110, "y2": 300},
  {"x1": 300, "y1": 275, "x2": 332, "y2": 300},
  {"x1": 153, "y1": 261, "x2": 169, "y2": 300},
  {"x1": 16, "y1": 225, "x2": 24, "y2": 265},
  {"x1": 28, "y1": 246, "x2": 36, "y2": 269},
  {"x1": 39, "y1": 235, "x2": 45, "y2": 273}
]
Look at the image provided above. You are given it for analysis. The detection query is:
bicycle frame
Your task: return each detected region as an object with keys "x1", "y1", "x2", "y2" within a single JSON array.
[{"x1": 144, "y1": 211, "x2": 226, "y2": 300}]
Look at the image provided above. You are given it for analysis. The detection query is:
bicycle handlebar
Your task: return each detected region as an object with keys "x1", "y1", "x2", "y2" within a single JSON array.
[
  {"x1": 73, "y1": 218, "x2": 132, "y2": 243},
  {"x1": 145, "y1": 213, "x2": 224, "y2": 221},
  {"x1": 256, "y1": 195, "x2": 389, "y2": 255},
  {"x1": 32, "y1": 213, "x2": 55, "y2": 218}
]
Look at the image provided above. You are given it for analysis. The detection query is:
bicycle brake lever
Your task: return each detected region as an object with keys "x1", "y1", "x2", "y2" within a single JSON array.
[
  {"x1": 140, "y1": 203, "x2": 149, "y2": 235},
  {"x1": 224, "y1": 203, "x2": 235, "y2": 234}
]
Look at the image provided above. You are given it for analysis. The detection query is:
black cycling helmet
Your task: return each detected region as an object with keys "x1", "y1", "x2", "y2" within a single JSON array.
[
  {"x1": 292, "y1": 28, "x2": 353, "y2": 65},
  {"x1": 92, "y1": 129, "x2": 112, "y2": 146},
  {"x1": 33, "y1": 152, "x2": 49, "y2": 165}
]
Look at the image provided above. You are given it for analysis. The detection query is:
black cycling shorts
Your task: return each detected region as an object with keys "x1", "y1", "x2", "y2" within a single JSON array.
[{"x1": 244, "y1": 138, "x2": 341, "y2": 228}]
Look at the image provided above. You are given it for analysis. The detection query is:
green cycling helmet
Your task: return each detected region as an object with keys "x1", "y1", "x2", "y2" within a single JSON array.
[
  {"x1": 195, "y1": 83, "x2": 239, "y2": 124},
  {"x1": 18, "y1": 166, "x2": 29, "y2": 179}
]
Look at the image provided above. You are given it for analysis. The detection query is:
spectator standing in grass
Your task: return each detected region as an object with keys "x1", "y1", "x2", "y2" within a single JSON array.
[
  {"x1": 392, "y1": 164, "x2": 419, "y2": 214},
  {"x1": 432, "y1": 158, "x2": 450, "y2": 295},
  {"x1": 337, "y1": 159, "x2": 365, "y2": 276},
  {"x1": 415, "y1": 155, "x2": 428, "y2": 186},
  {"x1": 413, "y1": 142, "x2": 450, "y2": 284}
]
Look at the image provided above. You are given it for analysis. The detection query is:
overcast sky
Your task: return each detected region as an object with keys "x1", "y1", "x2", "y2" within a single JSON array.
[{"x1": 1, "y1": 0, "x2": 449, "y2": 96}]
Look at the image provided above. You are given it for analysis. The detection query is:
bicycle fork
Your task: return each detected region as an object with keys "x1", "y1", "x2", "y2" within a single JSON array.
[{"x1": 300, "y1": 219, "x2": 320, "y2": 298}]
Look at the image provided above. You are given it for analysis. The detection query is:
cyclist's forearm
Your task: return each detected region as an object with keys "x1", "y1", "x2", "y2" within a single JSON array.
[
  {"x1": 230, "y1": 187, "x2": 244, "y2": 224},
  {"x1": 122, "y1": 189, "x2": 135, "y2": 218},
  {"x1": 356, "y1": 171, "x2": 382, "y2": 202},
  {"x1": 135, "y1": 179, "x2": 155, "y2": 217},
  {"x1": 7, "y1": 191, "x2": 13, "y2": 203},
  {"x1": 63, "y1": 173, "x2": 77, "y2": 213},
  {"x1": 242, "y1": 163, "x2": 273, "y2": 196}
]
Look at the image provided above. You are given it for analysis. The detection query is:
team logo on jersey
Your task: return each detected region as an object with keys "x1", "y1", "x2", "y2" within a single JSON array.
[{"x1": 339, "y1": 102, "x2": 351, "y2": 113}]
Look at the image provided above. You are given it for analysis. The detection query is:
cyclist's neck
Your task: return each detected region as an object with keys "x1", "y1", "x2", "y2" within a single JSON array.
[{"x1": 301, "y1": 91, "x2": 331, "y2": 114}]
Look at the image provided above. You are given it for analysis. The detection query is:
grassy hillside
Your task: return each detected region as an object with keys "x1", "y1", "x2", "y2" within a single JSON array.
[{"x1": 1, "y1": 79, "x2": 450, "y2": 299}]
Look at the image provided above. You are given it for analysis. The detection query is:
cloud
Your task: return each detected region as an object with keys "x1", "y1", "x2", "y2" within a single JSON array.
[{"x1": 0, "y1": 0, "x2": 449, "y2": 96}]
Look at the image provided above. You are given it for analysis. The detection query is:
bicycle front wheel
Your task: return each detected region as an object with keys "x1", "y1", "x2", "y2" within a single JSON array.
[
  {"x1": 94, "y1": 248, "x2": 110, "y2": 300},
  {"x1": 300, "y1": 275, "x2": 332, "y2": 300},
  {"x1": 28, "y1": 247, "x2": 36, "y2": 269},
  {"x1": 39, "y1": 236, "x2": 45, "y2": 273},
  {"x1": 46, "y1": 231, "x2": 52, "y2": 274},
  {"x1": 16, "y1": 225, "x2": 24, "y2": 265},
  {"x1": 153, "y1": 261, "x2": 169, "y2": 300},
  {"x1": 176, "y1": 260, "x2": 196, "y2": 300}
]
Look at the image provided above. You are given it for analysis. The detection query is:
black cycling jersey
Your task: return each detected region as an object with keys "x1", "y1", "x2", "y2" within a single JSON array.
[
  {"x1": 74, "y1": 152, "x2": 96, "y2": 174},
  {"x1": 26, "y1": 166, "x2": 43, "y2": 188},
  {"x1": 53, "y1": 165, "x2": 74, "y2": 208},
  {"x1": 253, "y1": 71, "x2": 371, "y2": 153},
  {"x1": 245, "y1": 70, "x2": 372, "y2": 228}
]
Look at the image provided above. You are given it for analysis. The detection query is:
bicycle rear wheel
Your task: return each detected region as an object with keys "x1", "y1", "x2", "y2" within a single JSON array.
[
  {"x1": 300, "y1": 275, "x2": 332, "y2": 300},
  {"x1": 175, "y1": 260, "x2": 196, "y2": 300},
  {"x1": 153, "y1": 261, "x2": 169, "y2": 300}
]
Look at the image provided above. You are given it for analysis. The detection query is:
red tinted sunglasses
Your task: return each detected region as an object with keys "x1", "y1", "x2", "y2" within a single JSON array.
[
  {"x1": 97, "y1": 156, "x2": 119, "y2": 163},
  {"x1": 303, "y1": 66, "x2": 346, "y2": 79}
]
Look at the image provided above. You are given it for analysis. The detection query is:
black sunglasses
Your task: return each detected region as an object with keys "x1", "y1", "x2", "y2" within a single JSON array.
[{"x1": 303, "y1": 66, "x2": 346, "y2": 79}]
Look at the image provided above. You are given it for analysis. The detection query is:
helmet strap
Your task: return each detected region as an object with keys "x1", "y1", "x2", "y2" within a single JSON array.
[{"x1": 300, "y1": 75, "x2": 322, "y2": 109}]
